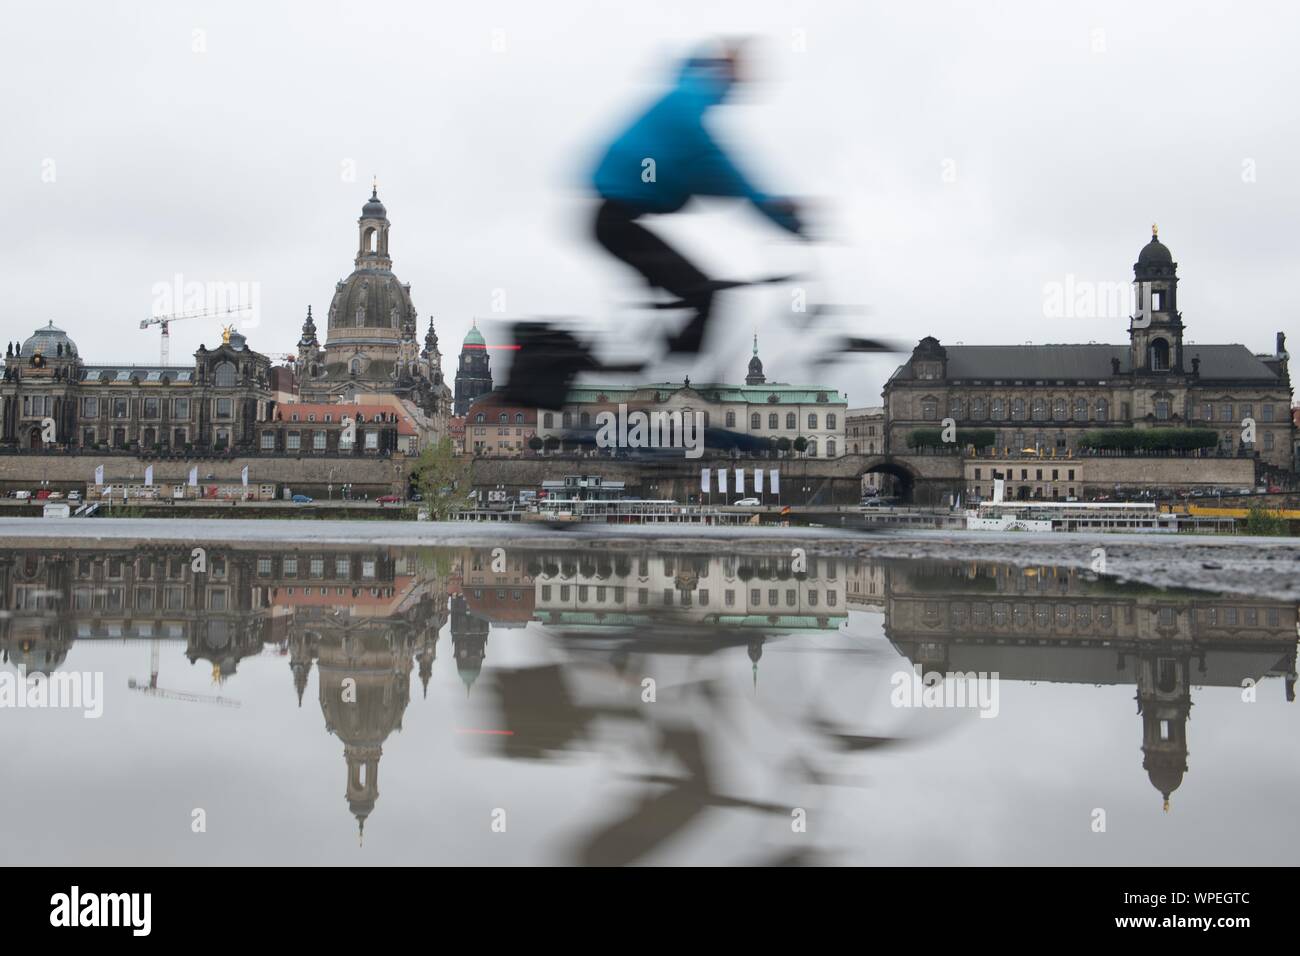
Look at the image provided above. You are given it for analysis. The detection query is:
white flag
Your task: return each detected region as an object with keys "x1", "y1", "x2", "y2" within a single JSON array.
[
  {"x1": 144, "y1": 465, "x2": 153, "y2": 487},
  {"x1": 241, "y1": 465, "x2": 249, "y2": 487},
  {"x1": 734, "y1": 468, "x2": 744, "y2": 495},
  {"x1": 188, "y1": 466, "x2": 198, "y2": 487},
  {"x1": 700, "y1": 468, "x2": 710, "y2": 494},
  {"x1": 754, "y1": 468, "x2": 764, "y2": 493},
  {"x1": 94, "y1": 465, "x2": 104, "y2": 486},
  {"x1": 770, "y1": 469, "x2": 780, "y2": 495},
  {"x1": 717, "y1": 468, "x2": 727, "y2": 494},
  {"x1": 103, "y1": 485, "x2": 111, "y2": 498}
]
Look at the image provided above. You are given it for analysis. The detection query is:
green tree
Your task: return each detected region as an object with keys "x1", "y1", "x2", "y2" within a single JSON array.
[
  {"x1": 907, "y1": 427, "x2": 996, "y2": 450},
  {"x1": 411, "y1": 438, "x2": 472, "y2": 520},
  {"x1": 1076, "y1": 428, "x2": 1218, "y2": 452},
  {"x1": 792, "y1": 436, "x2": 808, "y2": 457},
  {"x1": 1243, "y1": 503, "x2": 1287, "y2": 536}
]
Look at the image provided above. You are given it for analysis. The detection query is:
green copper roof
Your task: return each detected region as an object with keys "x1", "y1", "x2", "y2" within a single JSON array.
[{"x1": 463, "y1": 323, "x2": 485, "y2": 347}]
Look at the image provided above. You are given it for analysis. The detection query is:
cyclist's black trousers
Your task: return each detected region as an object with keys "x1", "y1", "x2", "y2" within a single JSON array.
[{"x1": 593, "y1": 199, "x2": 714, "y2": 350}]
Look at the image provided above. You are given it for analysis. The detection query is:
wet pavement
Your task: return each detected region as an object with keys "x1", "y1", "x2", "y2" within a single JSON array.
[{"x1": 1, "y1": 525, "x2": 1296, "y2": 865}]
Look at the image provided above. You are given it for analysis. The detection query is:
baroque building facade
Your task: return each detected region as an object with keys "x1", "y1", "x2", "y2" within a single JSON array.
[
  {"x1": 2, "y1": 322, "x2": 272, "y2": 453},
  {"x1": 295, "y1": 187, "x2": 451, "y2": 439},
  {"x1": 532, "y1": 339, "x2": 848, "y2": 458},
  {"x1": 883, "y1": 230, "x2": 1295, "y2": 472}
]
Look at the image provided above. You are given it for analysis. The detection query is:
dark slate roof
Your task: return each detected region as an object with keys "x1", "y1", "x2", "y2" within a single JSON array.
[
  {"x1": 895, "y1": 343, "x2": 1281, "y2": 383},
  {"x1": 81, "y1": 365, "x2": 195, "y2": 383}
]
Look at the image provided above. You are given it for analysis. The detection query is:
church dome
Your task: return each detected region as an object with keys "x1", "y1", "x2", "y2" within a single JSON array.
[
  {"x1": 463, "y1": 323, "x2": 486, "y2": 348},
  {"x1": 22, "y1": 321, "x2": 78, "y2": 359},
  {"x1": 1135, "y1": 227, "x2": 1175, "y2": 278},
  {"x1": 1138, "y1": 236, "x2": 1172, "y2": 267},
  {"x1": 327, "y1": 272, "x2": 414, "y2": 334},
  {"x1": 361, "y1": 187, "x2": 387, "y2": 220}
]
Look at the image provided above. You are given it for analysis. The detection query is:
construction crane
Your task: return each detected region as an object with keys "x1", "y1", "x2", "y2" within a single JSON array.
[
  {"x1": 139, "y1": 305, "x2": 253, "y2": 365},
  {"x1": 127, "y1": 639, "x2": 241, "y2": 708}
]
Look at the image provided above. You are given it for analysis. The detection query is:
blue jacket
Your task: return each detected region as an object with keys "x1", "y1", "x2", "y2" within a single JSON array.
[{"x1": 591, "y1": 57, "x2": 799, "y2": 232}]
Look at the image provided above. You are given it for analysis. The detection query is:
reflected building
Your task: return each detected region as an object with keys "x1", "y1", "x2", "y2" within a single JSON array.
[
  {"x1": 260, "y1": 546, "x2": 449, "y2": 835},
  {"x1": 880, "y1": 559, "x2": 1299, "y2": 808},
  {"x1": 6, "y1": 540, "x2": 1296, "y2": 837}
]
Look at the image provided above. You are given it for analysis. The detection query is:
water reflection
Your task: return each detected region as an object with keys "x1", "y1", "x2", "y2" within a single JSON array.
[{"x1": 1, "y1": 543, "x2": 1295, "y2": 864}]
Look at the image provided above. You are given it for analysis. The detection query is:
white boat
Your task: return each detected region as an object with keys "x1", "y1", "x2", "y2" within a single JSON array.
[{"x1": 965, "y1": 478, "x2": 1176, "y2": 533}]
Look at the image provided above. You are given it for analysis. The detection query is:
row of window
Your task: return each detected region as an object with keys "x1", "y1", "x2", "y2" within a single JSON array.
[
  {"x1": 19, "y1": 395, "x2": 277, "y2": 421},
  {"x1": 474, "y1": 411, "x2": 530, "y2": 425},
  {"x1": 69, "y1": 586, "x2": 224, "y2": 611},
  {"x1": 540, "y1": 584, "x2": 839, "y2": 608},
  {"x1": 256, "y1": 555, "x2": 378, "y2": 578},
  {"x1": 540, "y1": 410, "x2": 841, "y2": 431},
  {"x1": 261, "y1": 431, "x2": 379, "y2": 451},
  {"x1": 922, "y1": 397, "x2": 1112, "y2": 422},
  {"x1": 537, "y1": 555, "x2": 839, "y2": 579},
  {"x1": 82, "y1": 426, "x2": 191, "y2": 448},
  {"x1": 921, "y1": 396, "x2": 1287, "y2": 425},
  {"x1": 283, "y1": 410, "x2": 398, "y2": 424},
  {"x1": 1197, "y1": 402, "x2": 1282, "y2": 423},
  {"x1": 974, "y1": 467, "x2": 1077, "y2": 481},
  {"x1": 929, "y1": 601, "x2": 1282, "y2": 629}
]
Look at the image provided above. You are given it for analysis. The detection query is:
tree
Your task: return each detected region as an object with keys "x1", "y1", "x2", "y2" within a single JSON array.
[
  {"x1": 792, "y1": 436, "x2": 808, "y2": 457},
  {"x1": 411, "y1": 437, "x2": 472, "y2": 520},
  {"x1": 776, "y1": 436, "x2": 792, "y2": 457},
  {"x1": 1244, "y1": 503, "x2": 1287, "y2": 536},
  {"x1": 1076, "y1": 428, "x2": 1217, "y2": 453},
  {"x1": 527, "y1": 434, "x2": 544, "y2": 454},
  {"x1": 907, "y1": 427, "x2": 996, "y2": 450}
]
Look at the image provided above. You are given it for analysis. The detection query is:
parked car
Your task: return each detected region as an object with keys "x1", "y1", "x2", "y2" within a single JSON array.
[
  {"x1": 291, "y1": 494, "x2": 313, "y2": 503},
  {"x1": 734, "y1": 497, "x2": 761, "y2": 507},
  {"x1": 34, "y1": 489, "x2": 52, "y2": 500},
  {"x1": 861, "y1": 497, "x2": 883, "y2": 507},
  {"x1": 68, "y1": 490, "x2": 82, "y2": 502},
  {"x1": 408, "y1": 492, "x2": 424, "y2": 502},
  {"x1": 12, "y1": 490, "x2": 31, "y2": 500},
  {"x1": 376, "y1": 494, "x2": 403, "y2": 504}
]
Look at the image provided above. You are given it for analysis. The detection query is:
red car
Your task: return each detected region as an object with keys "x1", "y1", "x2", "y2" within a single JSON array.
[{"x1": 376, "y1": 494, "x2": 403, "y2": 504}]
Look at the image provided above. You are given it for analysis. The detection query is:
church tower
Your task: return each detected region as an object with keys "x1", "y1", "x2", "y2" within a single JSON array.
[
  {"x1": 745, "y1": 333, "x2": 766, "y2": 385},
  {"x1": 296, "y1": 305, "x2": 321, "y2": 378},
  {"x1": 422, "y1": 317, "x2": 444, "y2": 389},
  {"x1": 1137, "y1": 650, "x2": 1191, "y2": 812},
  {"x1": 356, "y1": 183, "x2": 392, "y2": 271},
  {"x1": 1130, "y1": 226, "x2": 1184, "y2": 373},
  {"x1": 453, "y1": 321, "x2": 493, "y2": 416}
]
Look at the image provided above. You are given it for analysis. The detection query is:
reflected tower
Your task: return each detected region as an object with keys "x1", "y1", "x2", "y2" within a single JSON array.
[{"x1": 1137, "y1": 651, "x2": 1191, "y2": 812}]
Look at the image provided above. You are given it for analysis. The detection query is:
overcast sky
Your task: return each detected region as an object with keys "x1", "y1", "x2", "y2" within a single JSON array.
[{"x1": 3, "y1": 0, "x2": 1297, "y2": 407}]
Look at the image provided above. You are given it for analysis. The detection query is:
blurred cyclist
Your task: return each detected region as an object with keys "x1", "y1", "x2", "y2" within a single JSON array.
[{"x1": 590, "y1": 40, "x2": 804, "y2": 354}]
